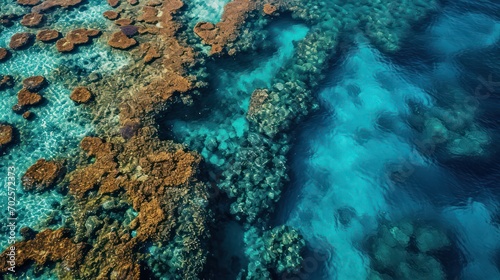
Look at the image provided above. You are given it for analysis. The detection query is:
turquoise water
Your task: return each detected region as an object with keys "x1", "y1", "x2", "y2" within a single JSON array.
[
  {"x1": 163, "y1": 20, "x2": 309, "y2": 169},
  {"x1": 1, "y1": 0, "x2": 500, "y2": 278},
  {"x1": 0, "y1": 0, "x2": 128, "y2": 249},
  {"x1": 275, "y1": 1, "x2": 500, "y2": 279}
]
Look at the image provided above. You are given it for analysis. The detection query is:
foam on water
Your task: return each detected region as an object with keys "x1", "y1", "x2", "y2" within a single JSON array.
[{"x1": 0, "y1": 0, "x2": 129, "y2": 250}]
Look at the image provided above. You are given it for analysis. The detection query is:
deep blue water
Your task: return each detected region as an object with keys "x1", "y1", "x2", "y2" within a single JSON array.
[{"x1": 274, "y1": 1, "x2": 500, "y2": 279}]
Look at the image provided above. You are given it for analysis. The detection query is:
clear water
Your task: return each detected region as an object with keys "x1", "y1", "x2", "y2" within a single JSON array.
[
  {"x1": 274, "y1": 1, "x2": 500, "y2": 279},
  {"x1": 0, "y1": 0, "x2": 128, "y2": 249}
]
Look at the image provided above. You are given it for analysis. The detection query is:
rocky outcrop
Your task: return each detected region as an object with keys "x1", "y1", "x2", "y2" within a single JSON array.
[
  {"x1": 36, "y1": 29, "x2": 60, "y2": 42},
  {"x1": 9, "y1": 32, "x2": 34, "y2": 50},
  {"x1": 70, "y1": 86, "x2": 93, "y2": 104},
  {"x1": 22, "y1": 159, "x2": 65, "y2": 191},
  {"x1": 108, "y1": 31, "x2": 137, "y2": 49},
  {"x1": 20, "y1": 12, "x2": 44, "y2": 27},
  {"x1": 23, "y1": 75, "x2": 46, "y2": 91}
]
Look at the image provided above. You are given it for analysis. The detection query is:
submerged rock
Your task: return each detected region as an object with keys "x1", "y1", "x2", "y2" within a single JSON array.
[
  {"x1": 20, "y1": 12, "x2": 44, "y2": 27},
  {"x1": 36, "y1": 29, "x2": 60, "y2": 42},
  {"x1": 22, "y1": 111, "x2": 33, "y2": 120},
  {"x1": 0, "y1": 124, "x2": 14, "y2": 151},
  {"x1": 9, "y1": 32, "x2": 34, "y2": 50},
  {"x1": 22, "y1": 159, "x2": 65, "y2": 191},
  {"x1": 70, "y1": 86, "x2": 93, "y2": 104},
  {"x1": 23, "y1": 75, "x2": 47, "y2": 91},
  {"x1": 0, "y1": 48, "x2": 10, "y2": 61},
  {"x1": 108, "y1": 31, "x2": 137, "y2": 49}
]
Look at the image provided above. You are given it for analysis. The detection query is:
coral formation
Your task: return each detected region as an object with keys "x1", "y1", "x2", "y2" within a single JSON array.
[
  {"x1": 55, "y1": 38, "x2": 75, "y2": 52},
  {"x1": 0, "y1": 75, "x2": 14, "y2": 90},
  {"x1": 9, "y1": 32, "x2": 34, "y2": 50},
  {"x1": 70, "y1": 86, "x2": 93, "y2": 104},
  {"x1": 0, "y1": 124, "x2": 15, "y2": 152},
  {"x1": 108, "y1": 31, "x2": 137, "y2": 49},
  {"x1": 36, "y1": 29, "x2": 60, "y2": 42},
  {"x1": 23, "y1": 75, "x2": 47, "y2": 91},
  {"x1": 17, "y1": 0, "x2": 41, "y2": 6},
  {"x1": 0, "y1": 229, "x2": 87, "y2": 274},
  {"x1": 0, "y1": 48, "x2": 10, "y2": 61},
  {"x1": 16, "y1": 88, "x2": 43, "y2": 108},
  {"x1": 103, "y1": 10, "x2": 120, "y2": 20},
  {"x1": 22, "y1": 159, "x2": 65, "y2": 192},
  {"x1": 242, "y1": 225, "x2": 305, "y2": 279},
  {"x1": 20, "y1": 12, "x2": 44, "y2": 27},
  {"x1": 368, "y1": 221, "x2": 451, "y2": 280},
  {"x1": 32, "y1": 0, "x2": 83, "y2": 13}
]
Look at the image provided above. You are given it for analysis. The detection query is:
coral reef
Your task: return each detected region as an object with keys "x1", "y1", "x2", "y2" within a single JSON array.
[
  {"x1": 242, "y1": 225, "x2": 305, "y2": 279},
  {"x1": 0, "y1": 48, "x2": 10, "y2": 61},
  {"x1": 0, "y1": 75, "x2": 14, "y2": 90},
  {"x1": 103, "y1": 10, "x2": 120, "y2": 20},
  {"x1": 368, "y1": 221, "x2": 451, "y2": 280},
  {"x1": 20, "y1": 12, "x2": 44, "y2": 27},
  {"x1": 15, "y1": 88, "x2": 43, "y2": 109},
  {"x1": 70, "y1": 86, "x2": 93, "y2": 104},
  {"x1": 9, "y1": 32, "x2": 34, "y2": 50},
  {"x1": 22, "y1": 159, "x2": 65, "y2": 192},
  {"x1": 32, "y1": 0, "x2": 83, "y2": 13},
  {"x1": 17, "y1": 0, "x2": 41, "y2": 6},
  {"x1": 0, "y1": 124, "x2": 15, "y2": 152},
  {"x1": 36, "y1": 29, "x2": 61, "y2": 42},
  {"x1": 23, "y1": 76, "x2": 47, "y2": 92},
  {"x1": 108, "y1": 31, "x2": 137, "y2": 49},
  {"x1": 0, "y1": 229, "x2": 88, "y2": 274},
  {"x1": 56, "y1": 28, "x2": 100, "y2": 52}
]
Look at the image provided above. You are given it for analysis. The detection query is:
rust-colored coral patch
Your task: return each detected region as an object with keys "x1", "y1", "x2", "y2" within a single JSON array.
[
  {"x1": 22, "y1": 159, "x2": 65, "y2": 191},
  {"x1": 0, "y1": 229, "x2": 87, "y2": 273}
]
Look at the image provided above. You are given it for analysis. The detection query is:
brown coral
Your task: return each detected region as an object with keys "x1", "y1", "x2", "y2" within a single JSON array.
[
  {"x1": 9, "y1": 32, "x2": 34, "y2": 50},
  {"x1": 108, "y1": 31, "x2": 137, "y2": 49},
  {"x1": 36, "y1": 29, "x2": 60, "y2": 42},
  {"x1": 17, "y1": 0, "x2": 40, "y2": 6},
  {"x1": 107, "y1": 0, "x2": 120, "y2": 7},
  {"x1": 23, "y1": 75, "x2": 46, "y2": 91},
  {"x1": 70, "y1": 86, "x2": 93, "y2": 104},
  {"x1": 248, "y1": 88, "x2": 269, "y2": 118},
  {"x1": 0, "y1": 124, "x2": 14, "y2": 150},
  {"x1": 0, "y1": 75, "x2": 14, "y2": 90},
  {"x1": 194, "y1": 0, "x2": 259, "y2": 55},
  {"x1": 263, "y1": 3, "x2": 277, "y2": 15},
  {"x1": 55, "y1": 38, "x2": 74, "y2": 52},
  {"x1": 0, "y1": 229, "x2": 87, "y2": 273},
  {"x1": 20, "y1": 12, "x2": 44, "y2": 27},
  {"x1": 22, "y1": 159, "x2": 65, "y2": 191},
  {"x1": 103, "y1": 10, "x2": 119, "y2": 20},
  {"x1": 0, "y1": 48, "x2": 9, "y2": 61},
  {"x1": 17, "y1": 88, "x2": 42, "y2": 107},
  {"x1": 32, "y1": 0, "x2": 83, "y2": 13}
]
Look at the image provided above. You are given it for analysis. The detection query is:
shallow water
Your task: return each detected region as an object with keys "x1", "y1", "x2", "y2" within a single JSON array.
[{"x1": 0, "y1": 0, "x2": 499, "y2": 279}]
